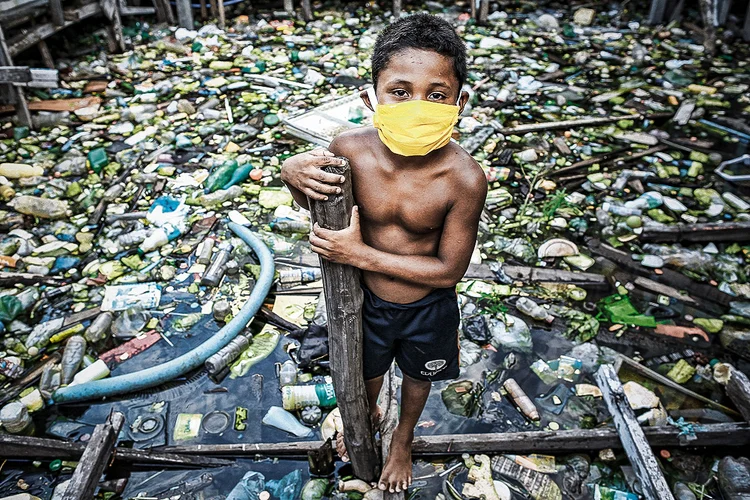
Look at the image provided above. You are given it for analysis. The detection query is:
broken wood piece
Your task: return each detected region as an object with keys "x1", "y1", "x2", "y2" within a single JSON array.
[
  {"x1": 618, "y1": 355, "x2": 741, "y2": 418},
  {"x1": 594, "y1": 364, "x2": 675, "y2": 500},
  {"x1": 491, "y1": 113, "x2": 671, "y2": 136},
  {"x1": 308, "y1": 157, "x2": 379, "y2": 482},
  {"x1": 158, "y1": 422, "x2": 750, "y2": 456},
  {"x1": 724, "y1": 365, "x2": 750, "y2": 422},
  {"x1": 176, "y1": 0, "x2": 194, "y2": 30},
  {"x1": 83, "y1": 80, "x2": 109, "y2": 93},
  {"x1": 61, "y1": 411, "x2": 125, "y2": 500},
  {"x1": 8, "y1": 3, "x2": 103, "y2": 56},
  {"x1": 640, "y1": 221, "x2": 750, "y2": 243},
  {"x1": 28, "y1": 96, "x2": 101, "y2": 112}
]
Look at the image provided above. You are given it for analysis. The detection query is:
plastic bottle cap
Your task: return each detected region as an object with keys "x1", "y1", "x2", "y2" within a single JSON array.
[{"x1": 50, "y1": 459, "x2": 62, "y2": 471}]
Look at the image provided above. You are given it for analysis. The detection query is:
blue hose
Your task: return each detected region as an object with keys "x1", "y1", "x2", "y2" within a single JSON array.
[{"x1": 51, "y1": 223, "x2": 274, "y2": 404}]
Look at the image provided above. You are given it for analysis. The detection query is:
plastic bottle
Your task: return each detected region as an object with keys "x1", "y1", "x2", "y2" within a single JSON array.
[
  {"x1": 0, "y1": 163, "x2": 44, "y2": 178},
  {"x1": 87, "y1": 148, "x2": 109, "y2": 173},
  {"x1": 198, "y1": 185, "x2": 243, "y2": 207},
  {"x1": 625, "y1": 191, "x2": 663, "y2": 210},
  {"x1": 139, "y1": 223, "x2": 183, "y2": 253},
  {"x1": 213, "y1": 300, "x2": 231, "y2": 322},
  {"x1": 262, "y1": 406, "x2": 313, "y2": 437},
  {"x1": 201, "y1": 242, "x2": 233, "y2": 287},
  {"x1": 39, "y1": 363, "x2": 61, "y2": 399},
  {"x1": 69, "y1": 359, "x2": 110, "y2": 386},
  {"x1": 85, "y1": 312, "x2": 114, "y2": 343},
  {"x1": 278, "y1": 268, "x2": 322, "y2": 285},
  {"x1": 205, "y1": 334, "x2": 251, "y2": 375},
  {"x1": 503, "y1": 378, "x2": 540, "y2": 421},
  {"x1": 281, "y1": 383, "x2": 337, "y2": 410},
  {"x1": 0, "y1": 401, "x2": 34, "y2": 435},
  {"x1": 60, "y1": 335, "x2": 86, "y2": 385},
  {"x1": 515, "y1": 297, "x2": 553, "y2": 323},
  {"x1": 205, "y1": 160, "x2": 238, "y2": 193},
  {"x1": 198, "y1": 238, "x2": 215, "y2": 265},
  {"x1": 111, "y1": 307, "x2": 148, "y2": 338},
  {"x1": 279, "y1": 360, "x2": 298, "y2": 387},
  {"x1": 601, "y1": 202, "x2": 642, "y2": 217},
  {"x1": 270, "y1": 219, "x2": 311, "y2": 234},
  {"x1": 8, "y1": 195, "x2": 69, "y2": 219},
  {"x1": 223, "y1": 163, "x2": 255, "y2": 190},
  {"x1": 103, "y1": 183, "x2": 125, "y2": 201}
]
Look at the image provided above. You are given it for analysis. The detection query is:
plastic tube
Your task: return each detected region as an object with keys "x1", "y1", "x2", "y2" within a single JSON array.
[{"x1": 51, "y1": 223, "x2": 274, "y2": 404}]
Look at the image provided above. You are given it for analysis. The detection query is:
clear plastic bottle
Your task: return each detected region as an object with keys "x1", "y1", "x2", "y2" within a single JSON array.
[
  {"x1": 601, "y1": 202, "x2": 642, "y2": 217},
  {"x1": 60, "y1": 335, "x2": 86, "y2": 385},
  {"x1": 198, "y1": 185, "x2": 243, "y2": 208},
  {"x1": 0, "y1": 163, "x2": 44, "y2": 178},
  {"x1": 69, "y1": 359, "x2": 110, "y2": 386},
  {"x1": 515, "y1": 297, "x2": 553, "y2": 323},
  {"x1": 139, "y1": 223, "x2": 183, "y2": 253},
  {"x1": 8, "y1": 195, "x2": 69, "y2": 219},
  {"x1": 111, "y1": 307, "x2": 148, "y2": 338},
  {"x1": 85, "y1": 311, "x2": 113, "y2": 343},
  {"x1": 39, "y1": 363, "x2": 61, "y2": 399},
  {"x1": 278, "y1": 360, "x2": 298, "y2": 387},
  {"x1": 117, "y1": 229, "x2": 150, "y2": 247}
]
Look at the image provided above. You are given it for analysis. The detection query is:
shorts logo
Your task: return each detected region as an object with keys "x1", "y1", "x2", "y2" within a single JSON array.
[{"x1": 424, "y1": 359, "x2": 446, "y2": 372}]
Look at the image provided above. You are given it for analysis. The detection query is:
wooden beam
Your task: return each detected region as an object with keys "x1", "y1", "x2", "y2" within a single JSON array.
[
  {"x1": 648, "y1": 0, "x2": 667, "y2": 24},
  {"x1": 176, "y1": 0, "x2": 194, "y2": 30},
  {"x1": 37, "y1": 40, "x2": 55, "y2": 69},
  {"x1": 62, "y1": 412, "x2": 125, "y2": 500},
  {"x1": 301, "y1": 0, "x2": 312, "y2": 21},
  {"x1": 158, "y1": 423, "x2": 750, "y2": 457},
  {"x1": 199, "y1": 0, "x2": 207, "y2": 20},
  {"x1": 217, "y1": 0, "x2": 225, "y2": 28},
  {"x1": 725, "y1": 365, "x2": 750, "y2": 422},
  {"x1": 308, "y1": 157, "x2": 379, "y2": 482},
  {"x1": 0, "y1": 434, "x2": 232, "y2": 467},
  {"x1": 491, "y1": 114, "x2": 671, "y2": 136},
  {"x1": 392, "y1": 0, "x2": 401, "y2": 17},
  {"x1": 283, "y1": 0, "x2": 293, "y2": 14},
  {"x1": 744, "y1": 0, "x2": 750, "y2": 41},
  {"x1": 587, "y1": 238, "x2": 734, "y2": 306},
  {"x1": 478, "y1": 0, "x2": 489, "y2": 23},
  {"x1": 0, "y1": 66, "x2": 32, "y2": 83},
  {"x1": 0, "y1": 25, "x2": 31, "y2": 128},
  {"x1": 595, "y1": 364, "x2": 675, "y2": 500},
  {"x1": 9, "y1": 3, "x2": 102, "y2": 57},
  {"x1": 50, "y1": 0, "x2": 65, "y2": 26},
  {"x1": 640, "y1": 222, "x2": 750, "y2": 243}
]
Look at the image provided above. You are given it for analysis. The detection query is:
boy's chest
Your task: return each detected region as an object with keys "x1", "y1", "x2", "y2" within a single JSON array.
[{"x1": 352, "y1": 169, "x2": 451, "y2": 234}]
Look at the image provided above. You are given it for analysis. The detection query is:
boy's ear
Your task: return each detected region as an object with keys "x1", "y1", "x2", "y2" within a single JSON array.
[
  {"x1": 457, "y1": 90, "x2": 470, "y2": 115},
  {"x1": 360, "y1": 89, "x2": 375, "y2": 112}
]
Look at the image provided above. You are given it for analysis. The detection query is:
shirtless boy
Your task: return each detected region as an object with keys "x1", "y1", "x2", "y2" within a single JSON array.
[{"x1": 280, "y1": 13, "x2": 487, "y2": 493}]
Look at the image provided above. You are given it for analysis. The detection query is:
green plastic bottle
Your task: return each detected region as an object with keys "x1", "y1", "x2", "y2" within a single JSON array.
[
  {"x1": 87, "y1": 148, "x2": 109, "y2": 173},
  {"x1": 204, "y1": 160, "x2": 237, "y2": 193}
]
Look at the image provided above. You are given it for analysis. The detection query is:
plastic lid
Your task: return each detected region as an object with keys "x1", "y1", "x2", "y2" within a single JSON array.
[{"x1": 50, "y1": 459, "x2": 62, "y2": 471}]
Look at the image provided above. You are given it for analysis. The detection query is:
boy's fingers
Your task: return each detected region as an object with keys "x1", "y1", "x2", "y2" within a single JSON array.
[
  {"x1": 313, "y1": 169, "x2": 346, "y2": 185},
  {"x1": 308, "y1": 148, "x2": 334, "y2": 157},
  {"x1": 309, "y1": 234, "x2": 330, "y2": 250},
  {"x1": 317, "y1": 156, "x2": 348, "y2": 167},
  {"x1": 307, "y1": 180, "x2": 340, "y2": 195},
  {"x1": 312, "y1": 224, "x2": 334, "y2": 238},
  {"x1": 303, "y1": 188, "x2": 328, "y2": 202}
]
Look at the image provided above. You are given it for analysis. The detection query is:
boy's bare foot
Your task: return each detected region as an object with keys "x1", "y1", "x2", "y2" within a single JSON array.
[
  {"x1": 378, "y1": 425, "x2": 414, "y2": 493},
  {"x1": 335, "y1": 406, "x2": 383, "y2": 463}
]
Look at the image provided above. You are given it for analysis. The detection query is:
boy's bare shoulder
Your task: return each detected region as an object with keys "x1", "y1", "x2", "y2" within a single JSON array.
[
  {"x1": 444, "y1": 142, "x2": 488, "y2": 196},
  {"x1": 329, "y1": 127, "x2": 379, "y2": 158}
]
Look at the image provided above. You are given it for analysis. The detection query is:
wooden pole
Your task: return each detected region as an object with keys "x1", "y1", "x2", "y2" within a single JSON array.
[
  {"x1": 37, "y1": 40, "x2": 55, "y2": 69},
  {"x1": 595, "y1": 365, "x2": 675, "y2": 500},
  {"x1": 301, "y1": 0, "x2": 312, "y2": 21},
  {"x1": 158, "y1": 422, "x2": 750, "y2": 457},
  {"x1": 50, "y1": 0, "x2": 65, "y2": 26},
  {"x1": 209, "y1": 0, "x2": 218, "y2": 19},
  {"x1": 392, "y1": 0, "x2": 401, "y2": 18},
  {"x1": 176, "y1": 0, "x2": 194, "y2": 29},
  {"x1": 648, "y1": 0, "x2": 667, "y2": 24},
  {"x1": 698, "y1": 0, "x2": 718, "y2": 56},
  {"x1": 62, "y1": 411, "x2": 125, "y2": 500},
  {"x1": 724, "y1": 365, "x2": 750, "y2": 422},
  {"x1": 283, "y1": 0, "x2": 294, "y2": 15},
  {"x1": 0, "y1": 25, "x2": 31, "y2": 129},
  {"x1": 640, "y1": 221, "x2": 750, "y2": 243},
  {"x1": 744, "y1": 0, "x2": 750, "y2": 41},
  {"x1": 308, "y1": 157, "x2": 379, "y2": 482},
  {"x1": 478, "y1": 0, "x2": 489, "y2": 24},
  {"x1": 199, "y1": 0, "x2": 207, "y2": 20},
  {"x1": 217, "y1": 0, "x2": 225, "y2": 28}
]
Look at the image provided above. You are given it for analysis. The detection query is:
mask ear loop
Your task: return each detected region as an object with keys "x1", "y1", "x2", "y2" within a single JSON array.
[{"x1": 366, "y1": 86, "x2": 379, "y2": 106}]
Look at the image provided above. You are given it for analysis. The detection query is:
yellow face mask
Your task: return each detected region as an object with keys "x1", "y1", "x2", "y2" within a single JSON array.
[{"x1": 368, "y1": 87, "x2": 460, "y2": 157}]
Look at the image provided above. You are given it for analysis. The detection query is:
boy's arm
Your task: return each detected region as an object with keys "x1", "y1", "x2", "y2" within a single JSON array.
[{"x1": 310, "y1": 169, "x2": 487, "y2": 289}]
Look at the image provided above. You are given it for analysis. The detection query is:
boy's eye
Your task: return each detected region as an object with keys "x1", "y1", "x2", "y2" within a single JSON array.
[
  {"x1": 429, "y1": 92, "x2": 447, "y2": 100},
  {"x1": 392, "y1": 89, "x2": 409, "y2": 98}
]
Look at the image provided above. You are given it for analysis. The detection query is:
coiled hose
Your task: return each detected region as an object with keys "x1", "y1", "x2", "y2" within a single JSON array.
[{"x1": 51, "y1": 223, "x2": 274, "y2": 404}]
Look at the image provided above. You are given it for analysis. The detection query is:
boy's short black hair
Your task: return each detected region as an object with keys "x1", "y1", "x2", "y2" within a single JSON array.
[{"x1": 371, "y1": 13, "x2": 467, "y2": 92}]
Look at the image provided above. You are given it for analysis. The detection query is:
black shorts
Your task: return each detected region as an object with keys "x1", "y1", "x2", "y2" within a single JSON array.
[{"x1": 362, "y1": 285, "x2": 460, "y2": 382}]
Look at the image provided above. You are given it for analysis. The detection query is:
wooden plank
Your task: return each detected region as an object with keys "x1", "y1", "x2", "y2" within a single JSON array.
[
  {"x1": 37, "y1": 40, "x2": 54, "y2": 69},
  {"x1": 301, "y1": 0, "x2": 312, "y2": 21},
  {"x1": 0, "y1": 434, "x2": 233, "y2": 467},
  {"x1": 217, "y1": 0, "x2": 225, "y2": 28},
  {"x1": 595, "y1": 364, "x2": 675, "y2": 500},
  {"x1": 392, "y1": 0, "x2": 401, "y2": 17},
  {"x1": 744, "y1": 0, "x2": 750, "y2": 41},
  {"x1": 28, "y1": 96, "x2": 101, "y2": 111},
  {"x1": 62, "y1": 411, "x2": 125, "y2": 500},
  {"x1": 0, "y1": 66, "x2": 31, "y2": 83},
  {"x1": 648, "y1": 0, "x2": 667, "y2": 24},
  {"x1": 8, "y1": 2, "x2": 102, "y2": 56},
  {"x1": 159, "y1": 423, "x2": 750, "y2": 457},
  {"x1": 0, "y1": 25, "x2": 31, "y2": 128},
  {"x1": 308, "y1": 157, "x2": 379, "y2": 482},
  {"x1": 587, "y1": 238, "x2": 734, "y2": 306},
  {"x1": 478, "y1": 0, "x2": 489, "y2": 23},
  {"x1": 50, "y1": 0, "x2": 65, "y2": 25},
  {"x1": 640, "y1": 221, "x2": 750, "y2": 243},
  {"x1": 121, "y1": 5, "x2": 157, "y2": 15},
  {"x1": 725, "y1": 365, "x2": 750, "y2": 422}
]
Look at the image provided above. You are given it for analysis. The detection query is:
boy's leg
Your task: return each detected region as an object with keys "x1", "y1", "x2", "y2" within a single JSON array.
[
  {"x1": 378, "y1": 373, "x2": 430, "y2": 493},
  {"x1": 336, "y1": 375, "x2": 385, "y2": 462}
]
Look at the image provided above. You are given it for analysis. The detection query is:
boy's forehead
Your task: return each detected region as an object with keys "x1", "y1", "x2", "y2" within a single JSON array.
[{"x1": 379, "y1": 48, "x2": 459, "y2": 87}]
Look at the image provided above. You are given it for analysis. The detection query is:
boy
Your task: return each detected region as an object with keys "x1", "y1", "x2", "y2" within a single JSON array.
[{"x1": 281, "y1": 13, "x2": 487, "y2": 493}]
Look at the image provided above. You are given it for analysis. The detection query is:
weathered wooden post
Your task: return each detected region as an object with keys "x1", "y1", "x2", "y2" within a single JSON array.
[
  {"x1": 176, "y1": 0, "x2": 194, "y2": 29},
  {"x1": 308, "y1": 157, "x2": 379, "y2": 482},
  {"x1": 595, "y1": 365, "x2": 674, "y2": 500}
]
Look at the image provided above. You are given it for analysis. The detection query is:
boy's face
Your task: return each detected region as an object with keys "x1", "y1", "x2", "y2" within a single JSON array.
[{"x1": 362, "y1": 48, "x2": 467, "y2": 111}]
